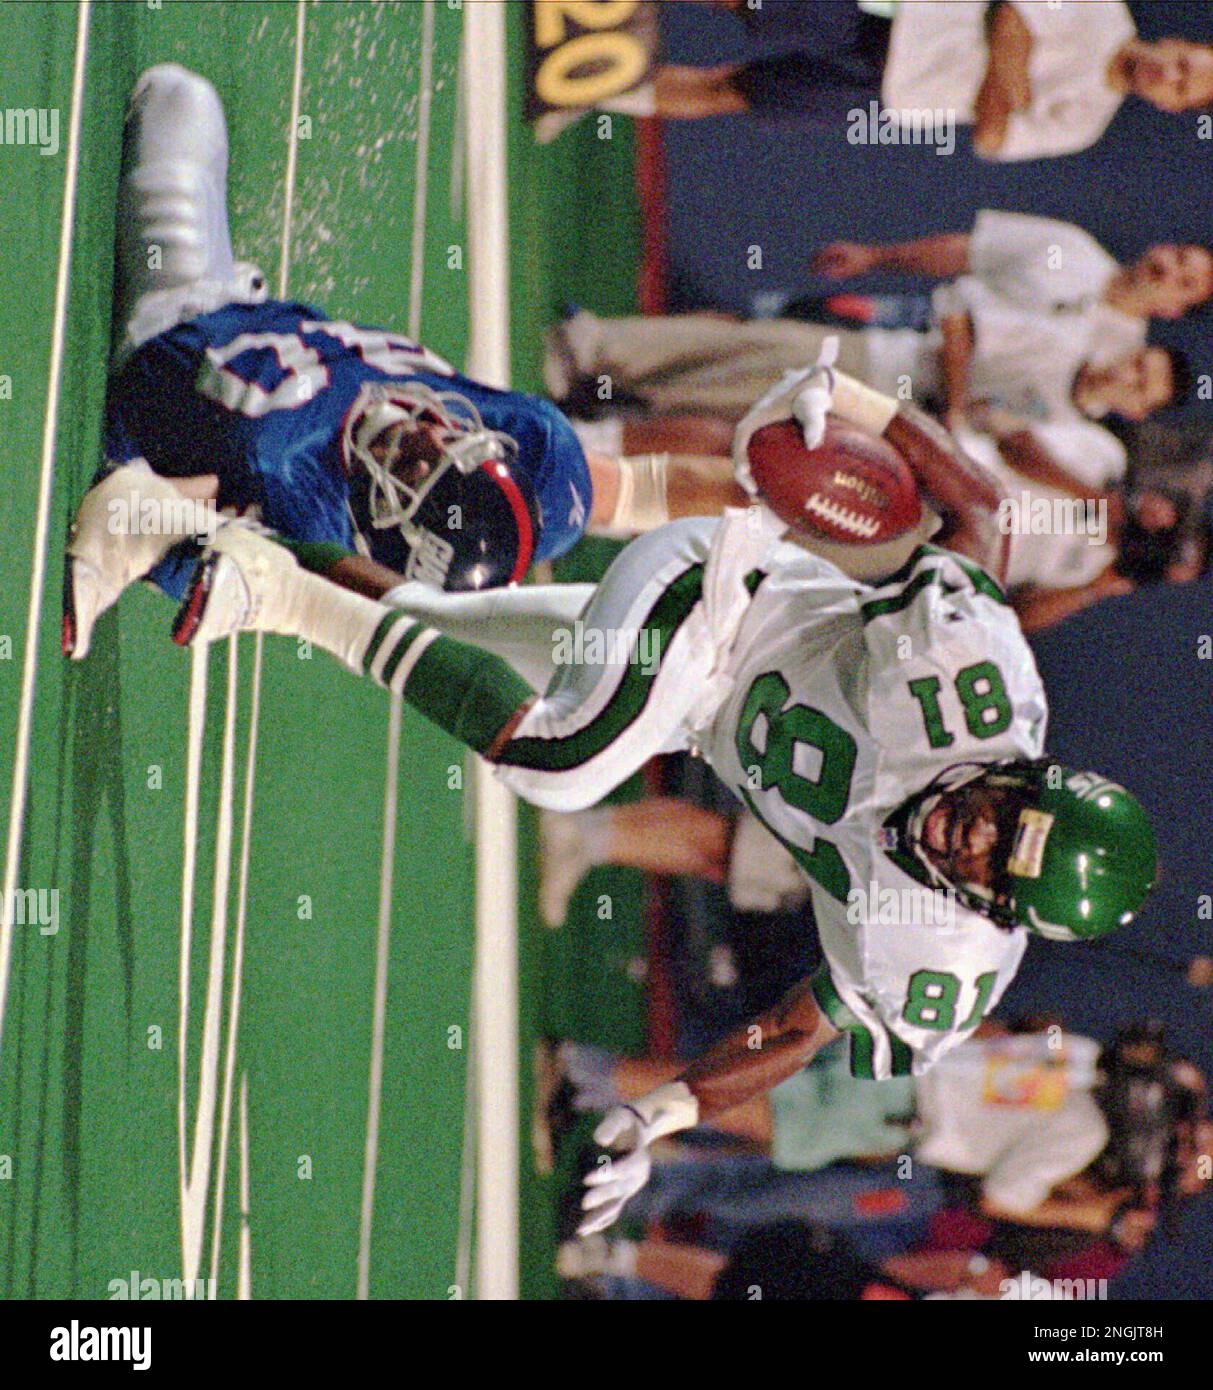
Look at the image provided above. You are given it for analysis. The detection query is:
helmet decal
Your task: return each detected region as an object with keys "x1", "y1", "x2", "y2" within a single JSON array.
[
  {"x1": 1006, "y1": 808, "x2": 1054, "y2": 879},
  {"x1": 341, "y1": 380, "x2": 539, "y2": 591}
]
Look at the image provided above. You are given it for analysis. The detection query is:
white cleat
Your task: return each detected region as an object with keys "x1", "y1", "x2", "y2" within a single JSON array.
[
  {"x1": 64, "y1": 459, "x2": 204, "y2": 661},
  {"x1": 62, "y1": 555, "x2": 121, "y2": 662},
  {"x1": 171, "y1": 520, "x2": 298, "y2": 648}
]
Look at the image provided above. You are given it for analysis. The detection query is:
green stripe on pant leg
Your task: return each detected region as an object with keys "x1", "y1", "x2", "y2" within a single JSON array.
[
  {"x1": 403, "y1": 632, "x2": 535, "y2": 755},
  {"x1": 496, "y1": 563, "x2": 704, "y2": 774}
]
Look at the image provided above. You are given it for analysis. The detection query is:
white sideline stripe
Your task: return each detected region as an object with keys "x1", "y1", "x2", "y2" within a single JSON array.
[
  {"x1": 177, "y1": 646, "x2": 208, "y2": 1251},
  {"x1": 357, "y1": 0, "x2": 437, "y2": 1300},
  {"x1": 408, "y1": 0, "x2": 435, "y2": 344},
  {"x1": 0, "y1": 0, "x2": 91, "y2": 1064},
  {"x1": 182, "y1": 638, "x2": 239, "y2": 1289},
  {"x1": 279, "y1": 0, "x2": 307, "y2": 294},
  {"x1": 462, "y1": 0, "x2": 519, "y2": 1301},
  {"x1": 453, "y1": 986, "x2": 478, "y2": 1298},
  {"x1": 208, "y1": 0, "x2": 308, "y2": 1296}
]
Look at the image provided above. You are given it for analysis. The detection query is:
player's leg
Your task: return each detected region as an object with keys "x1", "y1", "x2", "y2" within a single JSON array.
[
  {"x1": 476, "y1": 517, "x2": 724, "y2": 810},
  {"x1": 113, "y1": 64, "x2": 265, "y2": 364},
  {"x1": 547, "y1": 311, "x2": 871, "y2": 421},
  {"x1": 174, "y1": 517, "x2": 724, "y2": 813},
  {"x1": 374, "y1": 579, "x2": 595, "y2": 690}
]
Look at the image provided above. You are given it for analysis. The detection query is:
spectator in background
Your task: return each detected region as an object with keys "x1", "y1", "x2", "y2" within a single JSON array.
[
  {"x1": 953, "y1": 411, "x2": 1212, "y2": 631},
  {"x1": 813, "y1": 214, "x2": 1213, "y2": 323},
  {"x1": 644, "y1": 2, "x2": 1213, "y2": 161},
  {"x1": 552, "y1": 1023, "x2": 1212, "y2": 1296},
  {"x1": 546, "y1": 304, "x2": 1188, "y2": 442}
]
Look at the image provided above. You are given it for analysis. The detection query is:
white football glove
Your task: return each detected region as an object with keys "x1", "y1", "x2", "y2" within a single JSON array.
[
  {"x1": 790, "y1": 335, "x2": 839, "y2": 451},
  {"x1": 578, "y1": 1081, "x2": 699, "y2": 1236},
  {"x1": 732, "y1": 335, "x2": 839, "y2": 497}
]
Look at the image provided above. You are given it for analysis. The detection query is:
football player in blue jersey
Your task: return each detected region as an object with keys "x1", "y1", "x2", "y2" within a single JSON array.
[{"x1": 64, "y1": 65, "x2": 747, "y2": 659}]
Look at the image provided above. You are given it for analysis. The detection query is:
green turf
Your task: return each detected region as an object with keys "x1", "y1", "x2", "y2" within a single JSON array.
[
  {"x1": 0, "y1": 0, "x2": 644, "y2": 1300},
  {"x1": 0, "y1": 0, "x2": 478, "y2": 1300}
]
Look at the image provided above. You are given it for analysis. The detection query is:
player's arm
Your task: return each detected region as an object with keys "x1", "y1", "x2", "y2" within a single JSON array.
[
  {"x1": 300, "y1": 547, "x2": 406, "y2": 598},
  {"x1": 883, "y1": 397, "x2": 1012, "y2": 584},
  {"x1": 584, "y1": 449, "x2": 748, "y2": 536},
  {"x1": 973, "y1": 2, "x2": 1033, "y2": 155},
  {"x1": 1012, "y1": 565, "x2": 1135, "y2": 632},
  {"x1": 992, "y1": 425, "x2": 1124, "y2": 519},
  {"x1": 731, "y1": 352, "x2": 1011, "y2": 581},
  {"x1": 812, "y1": 232, "x2": 972, "y2": 282},
  {"x1": 937, "y1": 311, "x2": 974, "y2": 428},
  {"x1": 678, "y1": 975, "x2": 839, "y2": 1117},
  {"x1": 579, "y1": 978, "x2": 837, "y2": 1235}
]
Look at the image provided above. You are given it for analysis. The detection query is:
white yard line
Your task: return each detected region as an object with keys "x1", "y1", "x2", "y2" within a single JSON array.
[
  {"x1": 208, "y1": 637, "x2": 261, "y2": 1293},
  {"x1": 207, "y1": 0, "x2": 308, "y2": 1293},
  {"x1": 357, "y1": 0, "x2": 437, "y2": 1300},
  {"x1": 237, "y1": 1070, "x2": 252, "y2": 1299},
  {"x1": 357, "y1": 693, "x2": 403, "y2": 1300},
  {"x1": 177, "y1": 644, "x2": 208, "y2": 1253},
  {"x1": 0, "y1": 0, "x2": 91, "y2": 1064},
  {"x1": 181, "y1": 637, "x2": 239, "y2": 1289}
]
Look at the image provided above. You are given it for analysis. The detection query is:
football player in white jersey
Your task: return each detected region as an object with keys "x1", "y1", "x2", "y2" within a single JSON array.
[{"x1": 165, "y1": 354, "x2": 1158, "y2": 1239}]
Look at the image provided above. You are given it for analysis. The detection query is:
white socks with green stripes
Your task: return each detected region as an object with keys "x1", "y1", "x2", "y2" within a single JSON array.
[{"x1": 274, "y1": 567, "x2": 430, "y2": 694}]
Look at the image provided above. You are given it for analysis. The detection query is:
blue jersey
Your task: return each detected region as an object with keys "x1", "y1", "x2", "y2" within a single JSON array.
[{"x1": 104, "y1": 301, "x2": 592, "y2": 596}]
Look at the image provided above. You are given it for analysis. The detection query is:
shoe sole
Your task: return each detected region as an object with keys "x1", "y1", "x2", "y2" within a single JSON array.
[
  {"x1": 171, "y1": 553, "x2": 219, "y2": 646},
  {"x1": 61, "y1": 562, "x2": 77, "y2": 657}
]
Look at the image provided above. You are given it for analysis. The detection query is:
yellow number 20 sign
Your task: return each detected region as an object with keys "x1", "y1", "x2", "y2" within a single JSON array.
[{"x1": 528, "y1": 0, "x2": 655, "y2": 114}]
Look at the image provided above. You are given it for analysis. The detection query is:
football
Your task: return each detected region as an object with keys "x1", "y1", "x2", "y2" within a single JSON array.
[{"x1": 747, "y1": 415, "x2": 922, "y2": 545}]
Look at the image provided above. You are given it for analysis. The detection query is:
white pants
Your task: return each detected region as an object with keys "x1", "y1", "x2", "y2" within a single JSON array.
[
  {"x1": 112, "y1": 64, "x2": 265, "y2": 367},
  {"x1": 395, "y1": 513, "x2": 781, "y2": 813},
  {"x1": 383, "y1": 580, "x2": 596, "y2": 691},
  {"x1": 492, "y1": 518, "x2": 726, "y2": 811}
]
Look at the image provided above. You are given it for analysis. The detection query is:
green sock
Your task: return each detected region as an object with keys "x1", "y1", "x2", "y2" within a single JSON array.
[{"x1": 362, "y1": 613, "x2": 534, "y2": 756}]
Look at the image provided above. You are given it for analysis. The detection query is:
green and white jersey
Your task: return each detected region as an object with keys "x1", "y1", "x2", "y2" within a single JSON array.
[{"x1": 701, "y1": 542, "x2": 1049, "y2": 1080}]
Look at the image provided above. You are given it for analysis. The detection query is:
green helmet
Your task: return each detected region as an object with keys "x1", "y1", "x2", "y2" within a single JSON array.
[
  {"x1": 904, "y1": 761, "x2": 1158, "y2": 942},
  {"x1": 1003, "y1": 765, "x2": 1158, "y2": 941}
]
